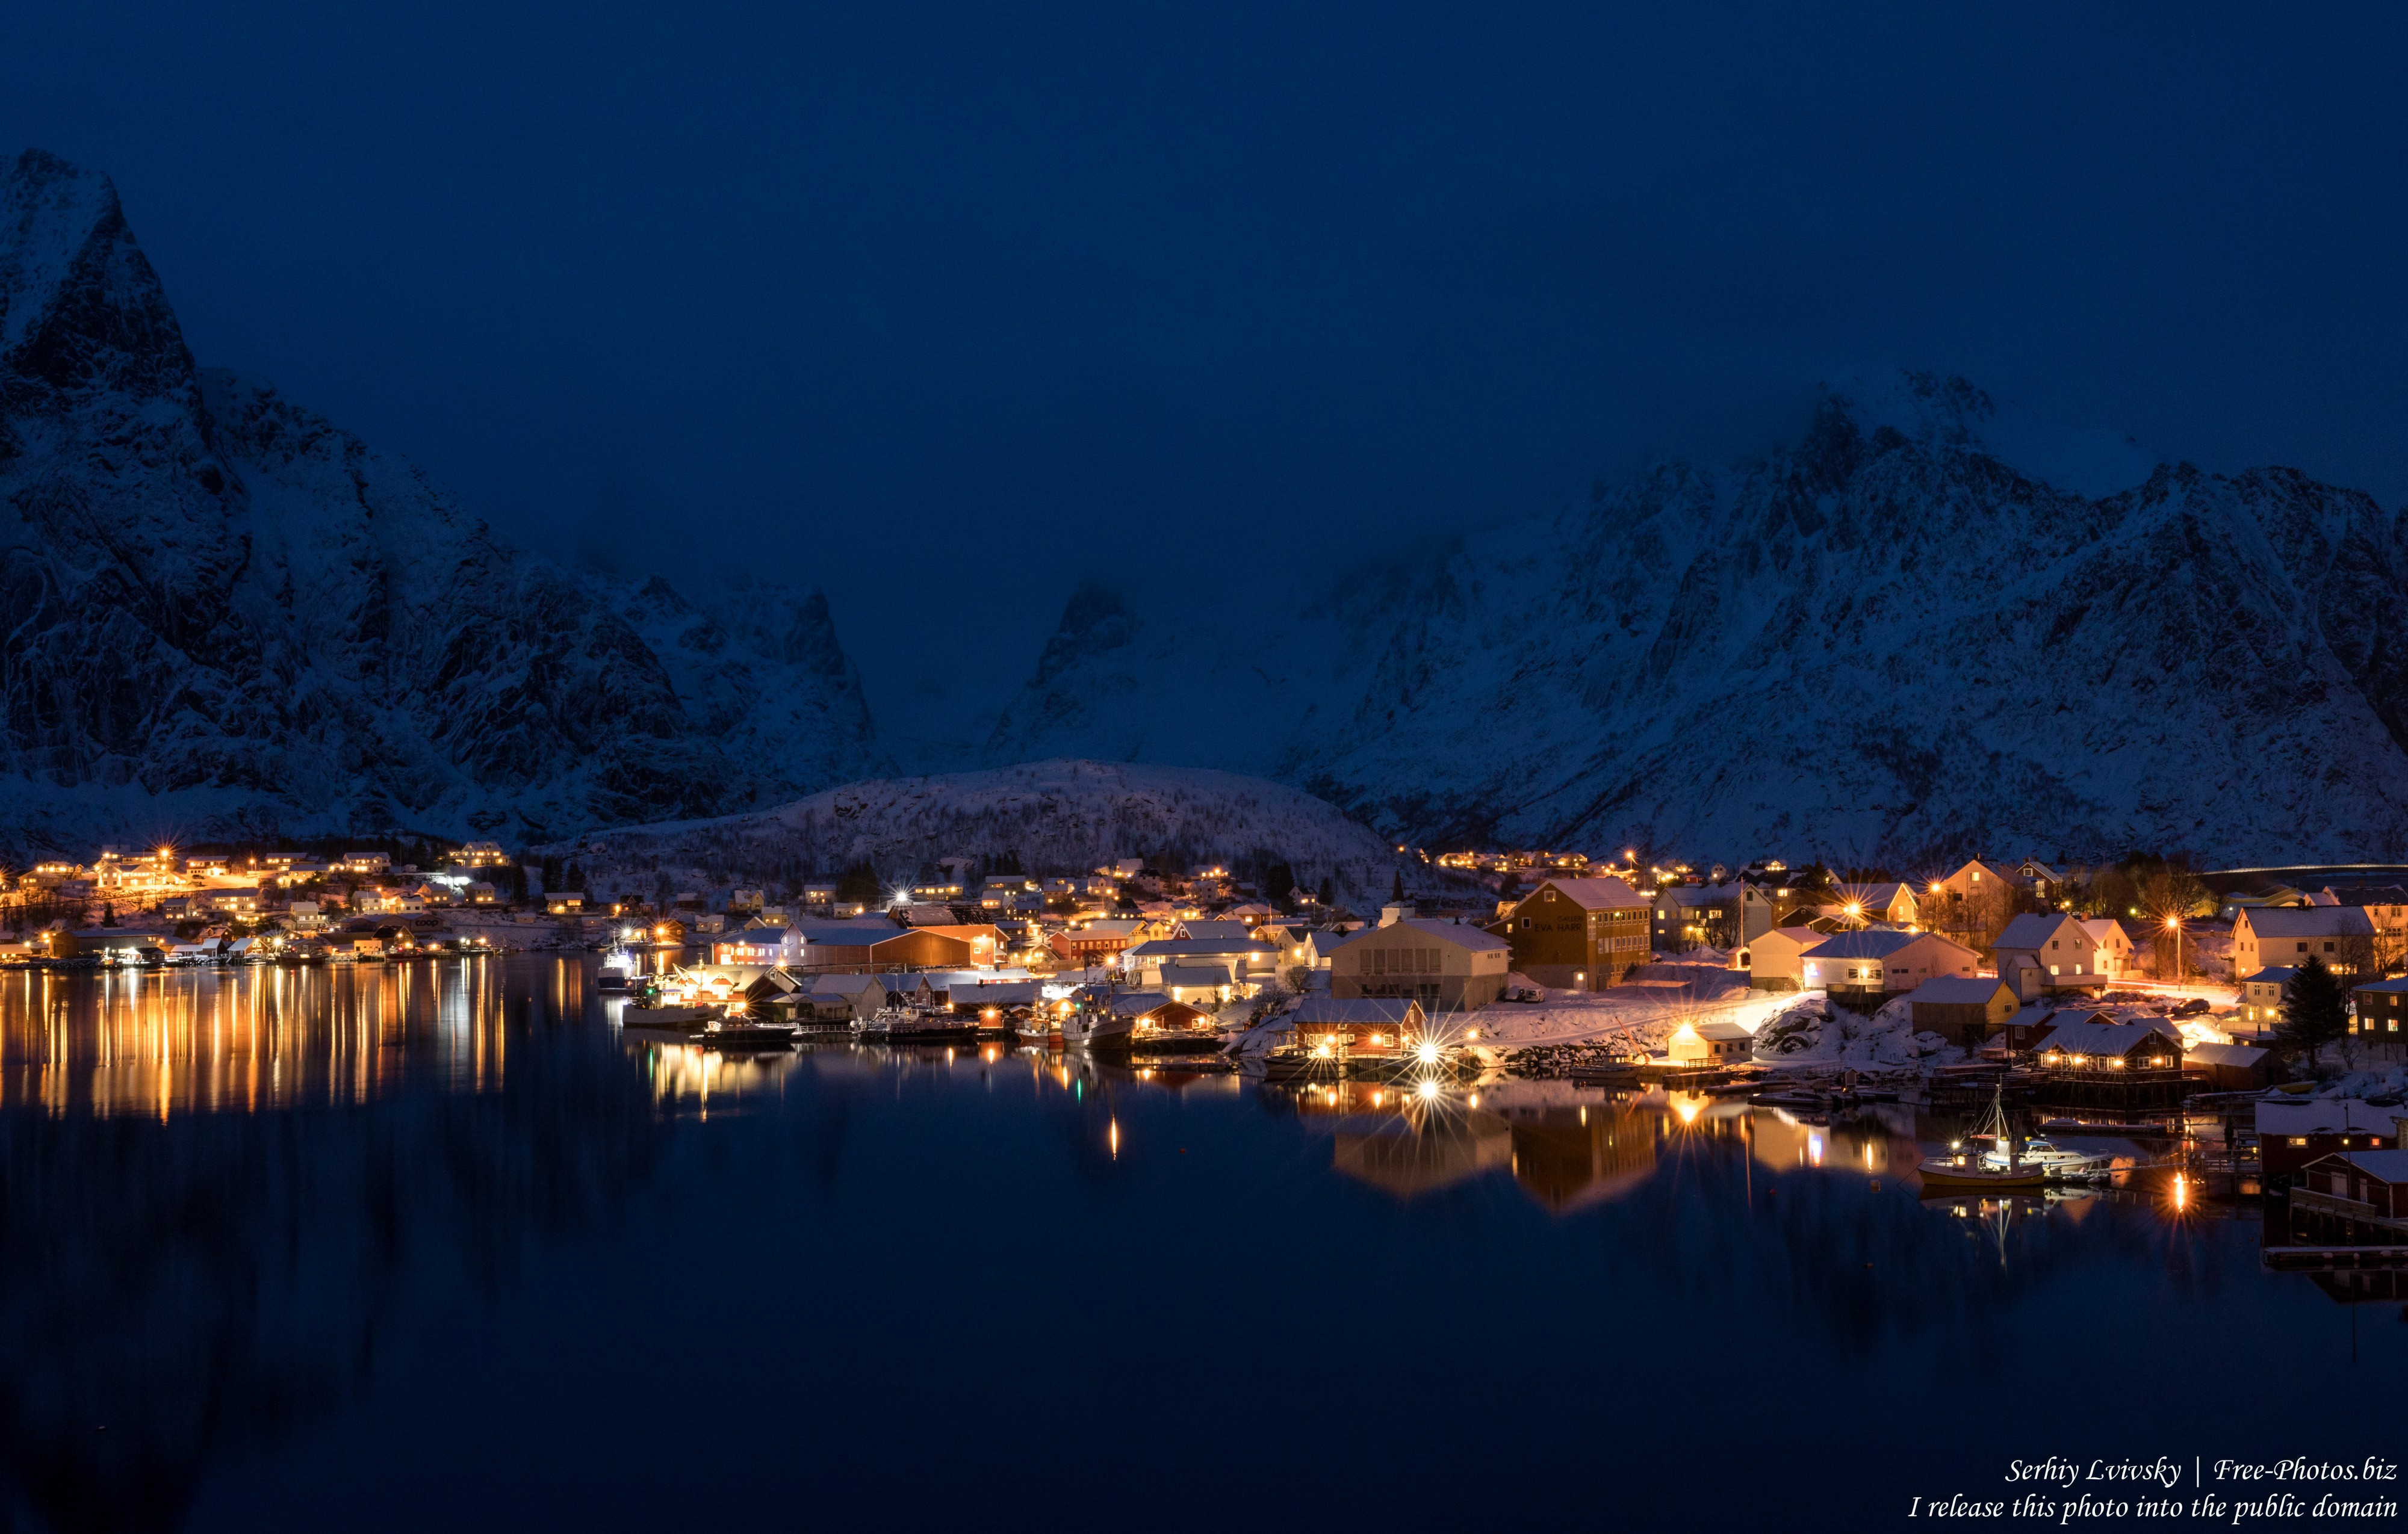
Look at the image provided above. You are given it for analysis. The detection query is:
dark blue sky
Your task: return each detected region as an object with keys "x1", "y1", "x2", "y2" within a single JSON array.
[{"x1": 10, "y1": 2, "x2": 2406, "y2": 746}]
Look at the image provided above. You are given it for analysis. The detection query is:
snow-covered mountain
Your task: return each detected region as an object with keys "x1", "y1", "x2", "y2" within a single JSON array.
[
  {"x1": 572, "y1": 758, "x2": 1399, "y2": 895},
  {"x1": 0, "y1": 149, "x2": 887, "y2": 856},
  {"x1": 984, "y1": 371, "x2": 2408, "y2": 867},
  {"x1": 14, "y1": 141, "x2": 2407, "y2": 871}
]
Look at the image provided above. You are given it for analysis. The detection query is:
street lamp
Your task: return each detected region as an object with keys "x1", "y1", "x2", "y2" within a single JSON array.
[{"x1": 2163, "y1": 914, "x2": 2182, "y2": 984}]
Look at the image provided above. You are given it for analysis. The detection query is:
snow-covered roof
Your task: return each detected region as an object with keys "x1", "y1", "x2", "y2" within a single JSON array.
[
  {"x1": 1176, "y1": 920, "x2": 1253, "y2": 942},
  {"x1": 1528, "y1": 877, "x2": 1648, "y2": 911},
  {"x1": 2003, "y1": 1003, "x2": 2101, "y2": 1033},
  {"x1": 2241, "y1": 966, "x2": 2299, "y2": 986},
  {"x1": 792, "y1": 920, "x2": 908, "y2": 945},
  {"x1": 809, "y1": 973, "x2": 886, "y2": 998},
  {"x1": 2184, "y1": 1042, "x2": 2269, "y2": 1067},
  {"x1": 1662, "y1": 882, "x2": 1741, "y2": 905},
  {"x1": 1158, "y1": 964, "x2": 1232, "y2": 989},
  {"x1": 1694, "y1": 1021, "x2": 1752, "y2": 1042},
  {"x1": 1126, "y1": 937, "x2": 1268, "y2": 960},
  {"x1": 2315, "y1": 1149, "x2": 2408, "y2": 1183},
  {"x1": 1994, "y1": 913, "x2": 2079, "y2": 950},
  {"x1": 2353, "y1": 976, "x2": 2408, "y2": 995},
  {"x1": 1102, "y1": 991, "x2": 1196, "y2": 1019},
  {"x1": 2241, "y1": 906, "x2": 2375, "y2": 938},
  {"x1": 1910, "y1": 975, "x2": 2012, "y2": 1004},
  {"x1": 955, "y1": 980, "x2": 1046, "y2": 1006},
  {"x1": 1292, "y1": 998, "x2": 1424, "y2": 1025},
  {"x1": 2032, "y1": 1018, "x2": 2182, "y2": 1059},
  {"x1": 1327, "y1": 918, "x2": 1509, "y2": 954},
  {"x1": 1799, "y1": 930, "x2": 1931, "y2": 960},
  {"x1": 2254, "y1": 1098, "x2": 2401, "y2": 1136}
]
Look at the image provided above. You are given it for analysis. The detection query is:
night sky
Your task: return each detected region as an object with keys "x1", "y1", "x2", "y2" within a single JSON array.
[{"x1": 8, "y1": 3, "x2": 2406, "y2": 747}]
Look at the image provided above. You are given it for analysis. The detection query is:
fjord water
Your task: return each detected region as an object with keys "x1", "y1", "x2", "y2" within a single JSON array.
[{"x1": 1, "y1": 960, "x2": 2394, "y2": 1533}]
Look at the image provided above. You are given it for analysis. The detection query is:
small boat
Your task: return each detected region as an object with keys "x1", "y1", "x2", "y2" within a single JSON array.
[
  {"x1": 2037, "y1": 1117, "x2": 2176, "y2": 1137},
  {"x1": 857, "y1": 1008, "x2": 982, "y2": 1044},
  {"x1": 1060, "y1": 1009, "x2": 1135, "y2": 1051},
  {"x1": 1919, "y1": 1083, "x2": 2049, "y2": 1193},
  {"x1": 697, "y1": 1020, "x2": 799, "y2": 1050},
  {"x1": 624, "y1": 1003, "x2": 719, "y2": 1030},
  {"x1": 595, "y1": 949, "x2": 637, "y2": 994},
  {"x1": 1979, "y1": 1137, "x2": 2109, "y2": 1177}
]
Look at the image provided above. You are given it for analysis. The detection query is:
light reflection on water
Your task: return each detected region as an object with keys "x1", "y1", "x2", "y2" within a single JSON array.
[
  {"x1": 0, "y1": 957, "x2": 560, "y2": 1116},
  {"x1": 0, "y1": 959, "x2": 2394, "y2": 1534}
]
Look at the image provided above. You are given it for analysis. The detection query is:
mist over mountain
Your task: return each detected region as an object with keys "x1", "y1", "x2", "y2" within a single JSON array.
[
  {"x1": 0, "y1": 149, "x2": 886, "y2": 856},
  {"x1": 6, "y1": 146, "x2": 2407, "y2": 869}
]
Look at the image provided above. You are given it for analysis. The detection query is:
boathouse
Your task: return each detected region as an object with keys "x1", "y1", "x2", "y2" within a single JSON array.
[
  {"x1": 2029, "y1": 1018, "x2": 2184, "y2": 1071},
  {"x1": 1907, "y1": 974, "x2": 2019, "y2": 1047},
  {"x1": 2294, "y1": 1149, "x2": 2408, "y2": 1226},
  {"x1": 1288, "y1": 997, "x2": 1429, "y2": 1052},
  {"x1": 2254, "y1": 1098, "x2": 2403, "y2": 1181}
]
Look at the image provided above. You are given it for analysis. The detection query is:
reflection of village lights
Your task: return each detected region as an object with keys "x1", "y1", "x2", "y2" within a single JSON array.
[
  {"x1": 1672, "y1": 1094, "x2": 1701, "y2": 1125},
  {"x1": 1108, "y1": 1119, "x2": 1119, "y2": 1160},
  {"x1": 1417, "y1": 1080, "x2": 1438, "y2": 1101},
  {"x1": 2172, "y1": 1172, "x2": 2186, "y2": 1210},
  {"x1": 1468, "y1": 1093, "x2": 1479, "y2": 1108}
]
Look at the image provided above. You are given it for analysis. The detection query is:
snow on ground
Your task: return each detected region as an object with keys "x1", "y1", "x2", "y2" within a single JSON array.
[
  {"x1": 1466, "y1": 970, "x2": 1795, "y2": 1053},
  {"x1": 1746, "y1": 994, "x2": 1959, "y2": 1070}
]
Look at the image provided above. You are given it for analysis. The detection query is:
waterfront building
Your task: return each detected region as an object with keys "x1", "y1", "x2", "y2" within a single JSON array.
[
  {"x1": 1906, "y1": 974, "x2": 2020, "y2": 1047},
  {"x1": 1798, "y1": 930, "x2": 1979, "y2": 1004},
  {"x1": 1499, "y1": 877, "x2": 1651, "y2": 989},
  {"x1": 1326, "y1": 918, "x2": 1510, "y2": 1010},
  {"x1": 2231, "y1": 905, "x2": 2376, "y2": 980},
  {"x1": 1730, "y1": 925, "x2": 1825, "y2": 990},
  {"x1": 2253, "y1": 1099, "x2": 2401, "y2": 1181}
]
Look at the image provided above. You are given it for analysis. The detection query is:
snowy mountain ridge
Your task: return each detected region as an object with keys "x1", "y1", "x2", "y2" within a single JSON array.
[
  {"x1": 982, "y1": 371, "x2": 2408, "y2": 868},
  {"x1": 9, "y1": 143, "x2": 2408, "y2": 871},
  {"x1": 0, "y1": 149, "x2": 888, "y2": 858}
]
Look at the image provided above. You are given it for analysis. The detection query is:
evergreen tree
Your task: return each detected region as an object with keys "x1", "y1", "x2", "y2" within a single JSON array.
[
  {"x1": 1390, "y1": 869, "x2": 1406, "y2": 902},
  {"x1": 2278, "y1": 956, "x2": 2350, "y2": 1065},
  {"x1": 99, "y1": 902, "x2": 116, "y2": 928},
  {"x1": 836, "y1": 860, "x2": 882, "y2": 905},
  {"x1": 1317, "y1": 875, "x2": 1335, "y2": 905}
]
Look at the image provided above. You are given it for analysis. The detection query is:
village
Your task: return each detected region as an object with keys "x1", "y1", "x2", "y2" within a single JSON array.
[{"x1": 7, "y1": 843, "x2": 2406, "y2": 1206}]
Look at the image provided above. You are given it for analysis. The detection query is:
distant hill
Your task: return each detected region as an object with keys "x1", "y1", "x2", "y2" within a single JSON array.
[{"x1": 571, "y1": 759, "x2": 1400, "y2": 895}]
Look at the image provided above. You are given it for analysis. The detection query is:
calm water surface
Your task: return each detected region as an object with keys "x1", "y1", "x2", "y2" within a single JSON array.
[{"x1": 1, "y1": 957, "x2": 2396, "y2": 1532}]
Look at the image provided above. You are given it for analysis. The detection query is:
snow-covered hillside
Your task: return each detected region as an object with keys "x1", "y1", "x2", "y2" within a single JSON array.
[
  {"x1": 984, "y1": 371, "x2": 2408, "y2": 867},
  {"x1": 0, "y1": 150, "x2": 887, "y2": 856},
  {"x1": 571, "y1": 759, "x2": 1398, "y2": 892}
]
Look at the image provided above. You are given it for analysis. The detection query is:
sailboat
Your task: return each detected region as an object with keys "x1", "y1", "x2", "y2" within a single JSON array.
[{"x1": 1917, "y1": 1083, "x2": 2048, "y2": 1192}]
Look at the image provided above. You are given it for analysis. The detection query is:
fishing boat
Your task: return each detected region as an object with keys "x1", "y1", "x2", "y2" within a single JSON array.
[
  {"x1": 1979, "y1": 1136, "x2": 2109, "y2": 1178},
  {"x1": 623, "y1": 1002, "x2": 720, "y2": 1030},
  {"x1": 696, "y1": 1019, "x2": 800, "y2": 1050},
  {"x1": 857, "y1": 1007, "x2": 982, "y2": 1044},
  {"x1": 595, "y1": 947, "x2": 638, "y2": 993},
  {"x1": 1060, "y1": 1007, "x2": 1135, "y2": 1051},
  {"x1": 1918, "y1": 1084, "x2": 2048, "y2": 1192}
]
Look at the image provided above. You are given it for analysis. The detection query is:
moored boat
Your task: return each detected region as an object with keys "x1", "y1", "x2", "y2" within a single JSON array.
[
  {"x1": 1919, "y1": 1083, "x2": 2050, "y2": 1193},
  {"x1": 697, "y1": 1020, "x2": 800, "y2": 1050}
]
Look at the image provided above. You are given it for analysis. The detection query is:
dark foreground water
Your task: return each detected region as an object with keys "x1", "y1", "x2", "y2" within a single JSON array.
[{"x1": 1, "y1": 957, "x2": 2398, "y2": 1533}]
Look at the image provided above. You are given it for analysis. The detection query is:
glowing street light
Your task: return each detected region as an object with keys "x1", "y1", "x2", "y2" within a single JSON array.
[{"x1": 2163, "y1": 914, "x2": 2183, "y2": 984}]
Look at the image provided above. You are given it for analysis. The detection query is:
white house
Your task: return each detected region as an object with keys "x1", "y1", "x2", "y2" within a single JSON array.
[{"x1": 1991, "y1": 913, "x2": 2130, "y2": 1001}]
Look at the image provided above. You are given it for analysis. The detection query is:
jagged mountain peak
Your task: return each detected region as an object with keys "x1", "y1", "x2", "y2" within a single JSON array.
[
  {"x1": 981, "y1": 374, "x2": 2408, "y2": 865},
  {"x1": 0, "y1": 151, "x2": 889, "y2": 856}
]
